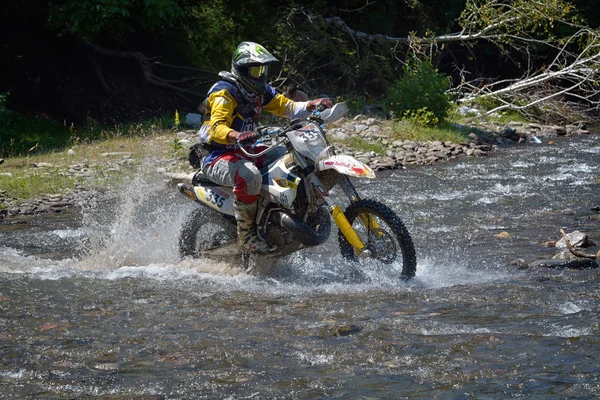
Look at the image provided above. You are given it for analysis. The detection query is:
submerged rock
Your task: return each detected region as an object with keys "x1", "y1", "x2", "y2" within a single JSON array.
[
  {"x1": 528, "y1": 259, "x2": 599, "y2": 270},
  {"x1": 322, "y1": 324, "x2": 363, "y2": 337}
]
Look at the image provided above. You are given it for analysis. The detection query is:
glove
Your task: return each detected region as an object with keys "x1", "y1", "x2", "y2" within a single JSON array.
[
  {"x1": 308, "y1": 98, "x2": 333, "y2": 112},
  {"x1": 236, "y1": 131, "x2": 259, "y2": 146}
]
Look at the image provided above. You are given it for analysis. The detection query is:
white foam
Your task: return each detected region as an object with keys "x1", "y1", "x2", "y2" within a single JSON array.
[
  {"x1": 295, "y1": 351, "x2": 335, "y2": 366},
  {"x1": 0, "y1": 369, "x2": 28, "y2": 380},
  {"x1": 559, "y1": 302, "x2": 583, "y2": 314},
  {"x1": 51, "y1": 228, "x2": 85, "y2": 239},
  {"x1": 420, "y1": 323, "x2": 492, "y2": 336},
  {"x1": 545, "y1": 326, "x2": 592, "y2": 338}
]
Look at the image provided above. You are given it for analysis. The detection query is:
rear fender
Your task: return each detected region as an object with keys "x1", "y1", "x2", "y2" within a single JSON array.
[{"x1": 194, "y1": 185, "x2": 235, "y2": 216}]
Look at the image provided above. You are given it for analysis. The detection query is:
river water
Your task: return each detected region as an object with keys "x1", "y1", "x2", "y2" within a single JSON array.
[{"x1": 1, "y1": 135, "x2": 599, "y2": 399}]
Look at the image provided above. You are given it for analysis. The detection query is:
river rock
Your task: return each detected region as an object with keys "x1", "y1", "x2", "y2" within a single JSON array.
[
  {"x1": 325, "y1": 324, "x2": 362, "y2": 337},
  {"x1": 100, "y1": 152, "x2": 132, "y2": 157},
  {"x1": 566, "y1": 124, "x2": 580, "y2": 134},
  {"x1": 555, "y1": 230, "x2": 595, "y2": 249},
  {"x1": 528, "y1": 259, "x2": 599, "y2": 269},
  {"x1": 371, "y1": 157, "x2": 396, "y2": 170},
  {"x1": 332, "y1": 130, "x2": 351, "y2": 141},
  {"x1": 35, "y1": 204, "x2": 53, "y2": 213},
  {"x1": 510, "y1": 259, "x2": 529, "y2": 269}
]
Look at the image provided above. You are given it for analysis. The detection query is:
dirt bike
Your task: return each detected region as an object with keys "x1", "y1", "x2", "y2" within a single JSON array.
[{"x1": 177, "y1": 102, "x2": 417, "y2": 280}]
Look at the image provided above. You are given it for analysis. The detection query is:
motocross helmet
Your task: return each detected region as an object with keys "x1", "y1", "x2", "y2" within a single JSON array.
[{"x1": 231, "y1": 42, "x2": 278, "y2": 101}]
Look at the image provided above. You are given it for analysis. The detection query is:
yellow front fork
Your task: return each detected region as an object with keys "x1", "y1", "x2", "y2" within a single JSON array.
[
  {"x1": 359, "y1": 213, "x2": 380, "y2": 232},
  {"x1": 331, "y1": 205, "x2": 365, "y2": 251}
]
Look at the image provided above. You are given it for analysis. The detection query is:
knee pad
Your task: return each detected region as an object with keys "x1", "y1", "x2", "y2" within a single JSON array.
[{"x1": 233, "y1": 161, "x2": 262, "y2": 196}]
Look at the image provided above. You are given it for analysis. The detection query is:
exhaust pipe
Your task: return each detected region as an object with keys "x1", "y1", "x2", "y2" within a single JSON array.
[
  {"x1": 274, "y1": 209, "x2": 330, "y2": 246},
  {"x1": 178, "y1": 183, "x2": 197, "y2": 201}
]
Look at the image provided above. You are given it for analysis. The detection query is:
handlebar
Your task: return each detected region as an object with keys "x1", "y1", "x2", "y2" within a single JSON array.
[
  {"x1": 236, "y1": 119, "x2": 302, "y2": 159},
  {"x1": 237, "y1": 135, "x2": 286, "y2": 158}
]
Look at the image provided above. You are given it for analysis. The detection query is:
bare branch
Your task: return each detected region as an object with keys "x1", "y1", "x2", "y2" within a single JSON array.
[
  {"x1": 281, "y1": 2, "x2": 600, "y2": 122},
  {"x1": 332, "y1": 0, "x2": 376, "y2": 13},
  {"x1": 82, "y1": 41, "x2": 211, "y2": 100}
]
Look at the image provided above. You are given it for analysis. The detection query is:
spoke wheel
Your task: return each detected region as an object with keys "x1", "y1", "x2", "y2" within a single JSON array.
[
  {"x1": 338, "y1": 199, "x2": 417, "y2": 280},
  {"x1": 179, "y1": 207, "x2": 237, "y2": 258}
]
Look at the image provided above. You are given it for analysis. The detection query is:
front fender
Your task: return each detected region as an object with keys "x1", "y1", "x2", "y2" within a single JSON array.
[{"x1": 316, "y1": 154, "x2": 375, "y2": 178}]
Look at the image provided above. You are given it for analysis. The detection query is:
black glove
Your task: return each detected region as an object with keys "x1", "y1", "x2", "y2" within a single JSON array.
[
  {"x1": 308, "y1": 98, "x2": 334, "y2": 112},
  {"x1": 237, "y1": 131, "x2": 259, "y2": 146}
]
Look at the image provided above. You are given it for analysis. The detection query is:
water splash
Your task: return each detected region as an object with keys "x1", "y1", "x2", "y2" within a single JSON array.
[{"x1": 76, "y1": 175, "x2": 190, "y2": 270}]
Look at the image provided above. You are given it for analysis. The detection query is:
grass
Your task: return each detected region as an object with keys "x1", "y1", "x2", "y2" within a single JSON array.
[
  {"x1": 389, "y1": 119, "x2": 471, "y2": 143},
  {"x1": 0, "y1": 106, "x2": 175, "y2": 157},
  {"x1": 0, "y1": 170, "x2": 75, "y2": 200},
  {"x1": 455, "y1": 97, "x2": 530, "y2": 125},
  {"x1": 340, "y1": 136, "x2": 389, "y2": 155},
  {"x1": 0, "y1": 116, "x2": 188, "y2": 206},
  {"x1": 0, "y1": 112, "x2": 73, "y2": 157}
]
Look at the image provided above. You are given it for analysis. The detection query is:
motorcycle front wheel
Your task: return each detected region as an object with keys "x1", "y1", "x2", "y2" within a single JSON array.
[{"x1": 338, "y1": 199, "x2": 417, "y2": 280}]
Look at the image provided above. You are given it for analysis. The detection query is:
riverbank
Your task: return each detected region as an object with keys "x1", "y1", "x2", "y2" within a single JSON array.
[{"x1": 0, "y1": 114, "x2": 594, "y2": 218}]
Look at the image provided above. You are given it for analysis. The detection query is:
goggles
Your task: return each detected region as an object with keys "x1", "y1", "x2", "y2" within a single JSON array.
[{"x1": 248, "y1": 65, "x2": 268, "y2": 79}]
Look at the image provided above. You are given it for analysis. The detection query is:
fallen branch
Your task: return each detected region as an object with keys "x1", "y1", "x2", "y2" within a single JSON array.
[{"x1": 314, "y1": 1, "x2": 600, "y2": 123}]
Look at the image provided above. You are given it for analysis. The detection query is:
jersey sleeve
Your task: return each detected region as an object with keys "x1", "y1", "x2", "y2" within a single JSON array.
[
  {"x1": 206, "y1": 89, "x2": 239, "y2": 145},
  {"x1": 263, "y1": 90, "x2": 311, "y2": 120}
]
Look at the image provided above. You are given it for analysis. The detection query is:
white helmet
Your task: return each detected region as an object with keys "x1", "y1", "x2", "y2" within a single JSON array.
[{"x1": 231, "y1": 42, "x2": 278, "y2": 100}]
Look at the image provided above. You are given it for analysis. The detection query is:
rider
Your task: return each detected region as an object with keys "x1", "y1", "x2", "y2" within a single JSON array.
[{"x1": 198, "y1": 41, "x2": 332, "y2": 253}]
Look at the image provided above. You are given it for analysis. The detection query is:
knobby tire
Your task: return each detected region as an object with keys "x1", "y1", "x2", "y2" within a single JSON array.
[{"x1": 337, "y1": 199, "x2": 417, "y2": 280}]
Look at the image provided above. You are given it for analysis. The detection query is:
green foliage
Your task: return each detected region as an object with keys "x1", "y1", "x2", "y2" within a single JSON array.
[
  {"x1": 46, "y1": 0, "x2": 183, "y2": 40},
  {"x1": 169, "y1": 137, "x2": 184, "y2": 157},
  {"x1": 402, "y1": 107, "x2": 440, "y2": 127},
  {"x1": 0, "y1": 92, "x2": 11, "y2": 124},
  {"x1": 0, "y1": 93, "x2": 74, "y2": 156},
  {"x1": 469, "y1": 95, "x2": 502, "y2": 112},
  {"x1": 173, "y1": 0, "x2": 238, "y2": 69},
  {"x1": 390, "y1": 119, "x2": 470, "y2": 143},
  {"x1": 386, "y1": 60, "x2": 451, "y2": 124},
  {"x1": 5, "y1": 0, "x2": 600, "y2": 138},
  {"x1": 342, "y1": 96, "x2": 372, "y2": 116},
  {"x1": 458, "y1": 0, "x2": 575, "y2": 45},
  {"x1": 272, "y1": 8, "x2": 400, "y2": 97}
]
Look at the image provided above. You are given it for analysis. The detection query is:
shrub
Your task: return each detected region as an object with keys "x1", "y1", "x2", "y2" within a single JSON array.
[
  {"x1": 386, "y1": 61, "x2": 451, "y2": 125},
  {"x1": 402, "y1": 107, "x2": 439, "y2": 127}
]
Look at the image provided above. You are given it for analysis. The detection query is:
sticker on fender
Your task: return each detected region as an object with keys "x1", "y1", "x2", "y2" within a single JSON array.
[
  {"x1": 196, "y1": 187, "x2": 228, "y2": 209},
  {"x1": 319, "y1": 155, "x2": 375, "y2": 178}
]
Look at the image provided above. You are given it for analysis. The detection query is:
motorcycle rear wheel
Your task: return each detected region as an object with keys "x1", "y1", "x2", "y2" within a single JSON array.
[
  {"x1": 338, "y1": 199, "x2": 417, "y2": 280},
  {"x1": 179, "y1": 207, "x2": 237, "y2": 258}
]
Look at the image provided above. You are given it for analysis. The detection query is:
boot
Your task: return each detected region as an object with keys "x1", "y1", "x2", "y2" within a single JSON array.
[{"x1": 234, "y1": 201, "x2": 274, "y2": 253}]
